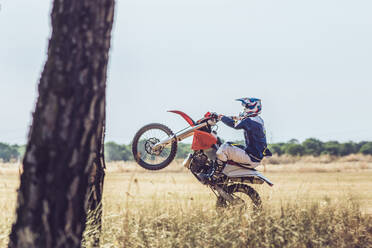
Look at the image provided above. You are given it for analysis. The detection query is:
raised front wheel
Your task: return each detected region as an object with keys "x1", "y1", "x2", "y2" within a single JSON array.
[{"x1": 132, "y1": 123, "x2": 177, "y2": 170}]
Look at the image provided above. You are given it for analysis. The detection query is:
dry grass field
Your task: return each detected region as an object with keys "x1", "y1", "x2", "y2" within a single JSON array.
[{"x1": 1, "y1": 157, "x2": 372, "y2": 247}]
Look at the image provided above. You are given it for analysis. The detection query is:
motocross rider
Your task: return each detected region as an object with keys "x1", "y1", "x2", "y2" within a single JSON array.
[{"x1": 199, "y1": 97, "x2": 270, "y2": 183}]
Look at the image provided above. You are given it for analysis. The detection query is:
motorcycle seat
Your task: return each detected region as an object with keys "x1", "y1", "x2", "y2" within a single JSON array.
[{"x1": 226, "y1": 160, "x2": 257, "y2": 171}]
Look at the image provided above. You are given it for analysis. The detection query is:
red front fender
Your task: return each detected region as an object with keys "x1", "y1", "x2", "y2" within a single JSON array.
[{"x1": 168, "y1": 110, "x2": 196, "y2": 126}]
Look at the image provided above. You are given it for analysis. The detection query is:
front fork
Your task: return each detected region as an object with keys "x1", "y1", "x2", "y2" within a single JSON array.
[
  {"x1": 153, "y1": 120, "x2": 217, "y2": 151},
  {"x1": 152, "y1": 123, "x2": 207, "y2": 151}
]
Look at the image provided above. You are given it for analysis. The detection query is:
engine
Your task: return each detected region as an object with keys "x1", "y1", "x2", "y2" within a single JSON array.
[{"x1": 190, "y1": 152, "x2": 210, "y2": 173}]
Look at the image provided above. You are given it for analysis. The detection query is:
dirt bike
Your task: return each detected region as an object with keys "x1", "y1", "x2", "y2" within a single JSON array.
[{"x1": 132, "y1": 110, "x2": 273, "y2": 210}]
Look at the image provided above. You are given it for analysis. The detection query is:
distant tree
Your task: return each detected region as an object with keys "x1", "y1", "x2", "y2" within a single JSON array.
[
  {"x1": 0, "y1": 143, "x2": 11, "y2": 162},
  {"x1": 302, "y1": 138, "x2": 323, "y2": 156},
  {"x1": 359, "y1": 142, "x2": 372, "y2": 155},
  {"x1": 288, "y1": 138, "x2": 300, "y2": 144},
  {"x1": 339, "y1": 142, "x2": 357, "y2": 156},
  {"x1": 105, "y1": 142, "x2": 124, "y2": 161},
  {"x1": 322, "y1": 141, "x2": 340, "y2": 156},
  {"x1": 121, "y1": 144, "x2": 133, "y2": 161},
  {"x1": 17, "y1": 145, "x2": 27, "y2": 159},
  {"x1": 8, "y1": 0, "x2": 115, "y2": 247},
  {"x1": 356, "y1": 141, "x2": 368, "y2": 152},
  {"x1": 0, "y1": 143, "x2": 19, "y2": 162},
  {"x1": 176, "y1": 143, "x2": 192, "y2": 159},
  {"x1": 10, "y1": 145, "x2": 21, "y2": 159},
  {"x1": 268, "y1": 143, "x2": 284, "y2": 156},
  {"x1": 104, "y1": 142, "x2": 133, "y2": 161},
  {"x1": 285, "y1": 143, "x2": 305, "y2": 156}
]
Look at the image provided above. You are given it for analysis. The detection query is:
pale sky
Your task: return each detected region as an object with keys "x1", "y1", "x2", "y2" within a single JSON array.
[{"x1": 0, "y1": 0, "x2": 371, "y2": 145}]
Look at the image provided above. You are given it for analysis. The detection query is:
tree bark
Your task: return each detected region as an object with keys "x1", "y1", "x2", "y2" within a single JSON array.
[
  {"x1": 9, "y1": 0, "x2": 115, "y2": 247},
  {"x1": 82, "y1": 118, "x2": 106, "y2": 247}
]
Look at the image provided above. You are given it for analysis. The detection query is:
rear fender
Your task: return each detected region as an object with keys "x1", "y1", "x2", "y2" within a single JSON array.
[
  {"x1": 223, "y1": 165, "x2": 274, "y2": 186},
  {"x1": 255, "y1": 173, "x2": 274, "y2": 187}
]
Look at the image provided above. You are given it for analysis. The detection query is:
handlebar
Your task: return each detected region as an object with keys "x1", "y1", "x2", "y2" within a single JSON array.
[{"x1": 198, "y1": 112, "x2": 219, "y2": 125}]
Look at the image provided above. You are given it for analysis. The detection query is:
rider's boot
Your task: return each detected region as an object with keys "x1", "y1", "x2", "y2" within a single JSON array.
[{"x1": 213, "y1": 159, "x2": 226, "y2": 173}]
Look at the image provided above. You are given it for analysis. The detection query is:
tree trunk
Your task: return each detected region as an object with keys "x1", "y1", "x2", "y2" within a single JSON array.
[
  {"x1": 8, "y1": 0, "x2": 115, "y2": 247},
  {"x1": 82, "y1": 118, "x2": 106, "y2": 248}
]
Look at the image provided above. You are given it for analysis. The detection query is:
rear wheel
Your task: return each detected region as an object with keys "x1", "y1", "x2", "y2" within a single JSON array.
[
  {"x1": 132, "y1": 123, "x2": 177, "y2": 170},
  {"x1": 216, "y1": 184, "x2": 262, "y2": 211}
]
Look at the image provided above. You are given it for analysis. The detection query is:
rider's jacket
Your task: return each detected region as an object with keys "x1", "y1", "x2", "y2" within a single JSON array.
[{"x1": 221, "y1": 116, "x2": 268, "y2": 162}]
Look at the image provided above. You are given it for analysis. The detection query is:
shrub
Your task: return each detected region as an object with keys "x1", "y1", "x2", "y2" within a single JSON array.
[
  {"x1": 105, "y1": 142, "x2": 133, "y2": 162},
  {"x1": 268, "y1": 144, "x2": 284, "y2": 156},
  {"x1": 322, "y1": 141, "x2": 340, "y2": 156},
  {"x1": 285, "y1": 144, "x2": 305, "y2": 156},
  {"x1": 302, "y1": 138, "x2": 323, "y2": 156},
  {"x1": 359, "y1": 142, "x2": 372, "y2": 155},
  {"x1": 339, "y1": 142, "x2": 357, "y2": 156}
]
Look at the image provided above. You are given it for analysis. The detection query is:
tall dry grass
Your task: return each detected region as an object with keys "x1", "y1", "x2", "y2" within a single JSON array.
[
  {"x1": 96, "y1": 168, "x2": 372, "y2": 248},
  {"x1": 101, "y1": 198, "x2": 372, "y2": 248},
  {"x1": 1, "y1": 158, "x2": 372, "y2": 247}
]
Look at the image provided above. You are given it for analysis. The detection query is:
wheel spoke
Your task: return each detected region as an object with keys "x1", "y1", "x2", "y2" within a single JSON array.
[
  {"x1": 136, "y1": 128, "x2": 172, "y2": 165},
  {"x1": 132, "y1": 124, "x2": 177, "y2": 170}
]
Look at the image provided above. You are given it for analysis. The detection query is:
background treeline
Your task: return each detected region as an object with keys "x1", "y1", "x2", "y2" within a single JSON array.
[
  {"x1": 83, "y1": 139, "x2": 372, "y2": 162},
  {"x1": 1, "y1": 139, "x2": 372, "y2": 163},
  {"x1": 268, "y1": 138, "x2": 372, "y2": 157}
]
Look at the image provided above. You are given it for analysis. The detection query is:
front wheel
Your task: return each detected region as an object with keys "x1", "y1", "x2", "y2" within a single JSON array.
[
  {"x1": 216, "y1": 184, "x2": 262, "y2": 211},
  {"x1": 132, "y1": 123, "x2": 178, "y2": 170}
]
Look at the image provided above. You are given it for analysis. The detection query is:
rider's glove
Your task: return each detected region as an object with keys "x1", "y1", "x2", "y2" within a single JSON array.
[{"x1": 210, "y1": 112, "x2": 219, "y2": 120}]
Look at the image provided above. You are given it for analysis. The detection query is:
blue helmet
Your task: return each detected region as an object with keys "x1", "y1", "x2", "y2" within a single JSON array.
[{"x1": 236, "y1": 97, "x2": 262, "y2": 118}]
